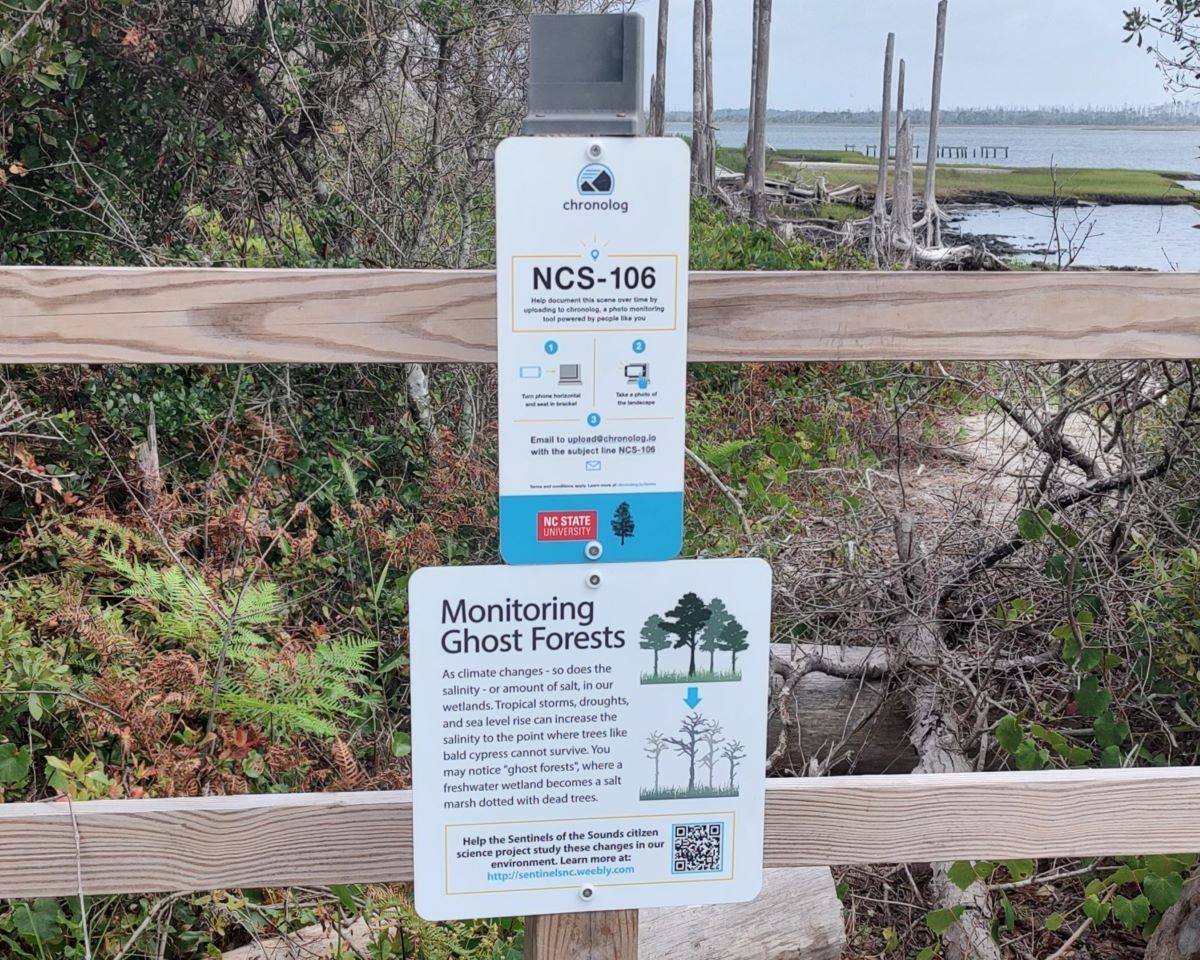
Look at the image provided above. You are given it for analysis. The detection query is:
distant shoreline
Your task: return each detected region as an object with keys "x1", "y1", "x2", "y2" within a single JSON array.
[
  {"x1": 665, "y1": 107, "x2": 1200, "y2": 129},
  {"x1": 670, "y1": 121, "x2": 1200, "y2": 134}
]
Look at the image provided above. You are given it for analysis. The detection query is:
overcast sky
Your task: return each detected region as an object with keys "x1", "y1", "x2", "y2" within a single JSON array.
[{"x1": 630, "y1": 0, "x2": 1177, "y2": 111}]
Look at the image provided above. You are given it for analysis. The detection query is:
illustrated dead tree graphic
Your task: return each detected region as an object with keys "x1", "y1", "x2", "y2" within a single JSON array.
[
  {"x1": 698, "y1": 597, "x2": 732, "y2": 673},
  {"x1": 721, "y1": 739, "x2": 745, "y2": 790},
  {"x1": 644, "y1": 731, "x2": 668, "y2": 791},
  {"x1": 660, "y1": 592, "x2": 712, "y2": 677},
  {"x1": 639, "y1": 614, "x2": 671, "y2": 677},
  {"x1": 666, "y1": 712, "x2": 708, "y2": 792},
  {"x1": 611, "y1": 501, "x2": 635, "y2": 544},
  {"x1": 700, "y1": 719, "x2": 724, "y2": 788}
]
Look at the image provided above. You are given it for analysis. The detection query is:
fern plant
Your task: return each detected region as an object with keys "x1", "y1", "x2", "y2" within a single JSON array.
[
  {"x1": 220, "y1": 637, "x2": 377, "y2": 739},
  {"x1": 103, "y1": 550, "x2": 377, "y2": 739}
]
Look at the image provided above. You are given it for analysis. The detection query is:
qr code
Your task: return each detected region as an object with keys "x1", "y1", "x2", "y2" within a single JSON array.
[{"x1": 671, "y1": 822, "x2": 724, "y2": 874}]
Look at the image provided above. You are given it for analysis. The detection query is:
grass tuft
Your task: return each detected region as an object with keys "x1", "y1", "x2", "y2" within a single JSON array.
[
  {"x1": 640, "y1": 785, "x2": 740, "y2": 800},
  {"x1": 640, "y1": 670, "x2": 741, "y2": 685}
]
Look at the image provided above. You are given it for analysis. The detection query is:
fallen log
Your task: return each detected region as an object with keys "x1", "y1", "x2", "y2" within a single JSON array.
[
  {"x1": 639, "y1": 867, "x2": 844, "y2": 960},
  {"x1": 768, "y1": 643, "x2": 915, "y2": 775},
  {"x1": 1145, "y1": 875, "x2": 1200, "y2": 960},
  {"x1": 894, "y1": 513, "x2": 1001, "y2": 960}
]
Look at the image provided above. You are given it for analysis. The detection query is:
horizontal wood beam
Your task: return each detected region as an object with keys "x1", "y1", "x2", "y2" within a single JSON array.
[
  {"x1": 3, "y1": 767, "x2": 1199, "y2": 898},
  {"x1": 2, "y1": 267, "x2": 1199, "y2": 363}
]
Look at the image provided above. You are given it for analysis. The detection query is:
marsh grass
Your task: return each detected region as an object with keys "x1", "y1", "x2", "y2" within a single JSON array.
[{"x1": 788, "y1": 162, "x2": 1198, "y2": 204}]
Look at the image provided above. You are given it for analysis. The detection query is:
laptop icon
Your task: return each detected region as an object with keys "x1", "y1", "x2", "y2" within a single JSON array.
[{"x1": 559, "y1": 364, "x2": 582, "y2": 385}]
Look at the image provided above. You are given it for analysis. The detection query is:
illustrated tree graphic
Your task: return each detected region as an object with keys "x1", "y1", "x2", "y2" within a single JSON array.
[
  {"x1": 700, "y1": 720, "x2": 725, "y2": 789},
  {"x1": 639, "y1": 615, "x2": 671, "y2": 677},
  {"x1": 611, "y1": 502, "x2": 635, "y2": 545},
  {"x1": 643, "y1": 731, "x2": 667, "y2": 791},
  {"x1": 698, "y1": 598, "x2": 732, "y2": 674},
  {"x1": 721, "y1": 739, "x2": 746, "y2": 790},
  {"x1": 665, "y1": 712, "x2": 708, "y2": 793},
  {"x1": 660, "y1": 592, "x2": 712, "y2": 677},
  {"x1": 718, "y1": 616, "x2": 750, "y2": 672}
]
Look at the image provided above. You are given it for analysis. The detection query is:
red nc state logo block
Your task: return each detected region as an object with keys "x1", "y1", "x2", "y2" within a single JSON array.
[{"x1": 537, "y1": 510, "x2": 598, "y2": 541}]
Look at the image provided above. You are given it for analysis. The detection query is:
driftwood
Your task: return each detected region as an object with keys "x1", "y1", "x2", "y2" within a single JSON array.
[
  {"x1": 767, "y1": 643, "x2": 914, "y2": 775},
  {"x1": 221, "y1": 869, "x2": 846, "y2": 960},
  {"x1": 1145, "y1": 875, "x2": 1200, "y2": 960},
  {"x1": 221, "y1": 919, "x2": 374, "y2": 959},
  {"x1": 133, "y1": 406, "x2": 163, "y2": 509},
  {"x1": 639, "y1": 867, "x2": 844, "y2": 960}
]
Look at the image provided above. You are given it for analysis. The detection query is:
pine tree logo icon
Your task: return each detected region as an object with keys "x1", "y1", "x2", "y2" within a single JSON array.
[{"x1": 611, "y1": 502, "x2": 635, "y2": 545}]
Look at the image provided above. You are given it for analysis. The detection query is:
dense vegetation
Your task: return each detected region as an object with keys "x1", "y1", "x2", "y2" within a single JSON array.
[{"x1": 4, "y1": 3, "x2": 1200, "y2": 959}]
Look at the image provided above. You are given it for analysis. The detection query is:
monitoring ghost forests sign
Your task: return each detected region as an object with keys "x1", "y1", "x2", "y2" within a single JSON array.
[
  {"x1": 409, "y1": 559, "x2": 770, "y2": 921},
  {"x1": 495, "y1": 137, "x2": 689, "y2": 564}
]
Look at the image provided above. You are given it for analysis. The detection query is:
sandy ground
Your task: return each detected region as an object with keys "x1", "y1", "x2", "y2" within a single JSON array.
[{"x1": 885, "y1": 404, "x2": 1112, "y2": 537}]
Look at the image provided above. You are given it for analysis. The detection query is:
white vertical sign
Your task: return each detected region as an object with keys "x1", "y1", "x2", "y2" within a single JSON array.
[{"x1": 496, "y1": 137, "x2": 689, "y2": 565}]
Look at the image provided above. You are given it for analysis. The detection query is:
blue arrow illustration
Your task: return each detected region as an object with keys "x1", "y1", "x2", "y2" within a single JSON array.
[{"x1": 683, "y1": 687, "x2": 702, "y2": 709}]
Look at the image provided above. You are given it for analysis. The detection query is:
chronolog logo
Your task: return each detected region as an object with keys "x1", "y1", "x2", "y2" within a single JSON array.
[
  {"x1": 577, "y1": 163, "x2": 615, "y2": 195},
  {"x1": 564, "y1": 162, "x2": 628, "y2": 213}
]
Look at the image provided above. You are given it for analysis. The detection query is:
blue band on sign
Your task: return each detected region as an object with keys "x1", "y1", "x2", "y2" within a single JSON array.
[{"x1": 499, "y1": 492, "x2": 683, "y2": 564}]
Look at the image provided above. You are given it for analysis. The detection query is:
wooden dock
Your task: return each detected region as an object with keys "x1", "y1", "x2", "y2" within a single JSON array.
[{"x1": 935, "y1": 144, "x2": 1010, "y2": 160}]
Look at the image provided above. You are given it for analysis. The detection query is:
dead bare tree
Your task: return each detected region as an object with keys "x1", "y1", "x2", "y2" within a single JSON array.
[
  {"x1": 893, "y1": 58, "x2": 906, "y2": 194},
  {"x1": 892, "y1": 71, "x2": 915, "y2": 257},
  {"x1": 703, "y1": 0, "x2": 715, "y2": 183},
  {"x1": 871, "y1": 33, "x2": 895, "y2": 263},
  {"x1": 767, "y1": 359, "x2": 1200, "y2": 959},
  {"x1": 0, "y1": 383, "x2": 71, "y2": 495},
  {"x1": 919, "y1": 0, "x2": 949, "y2": 245},
  {"x1": 747, "y1": 0, "x2": 773, "y2": 222},
  {"x1": 650, "y1": 0, "x2": 670, "y2": 137},
  {"x1": 746, "y1": 0, "x2": 760, "y2": 184},
  {"x1": 690, "y1": 0, "x2": 710, "y2": 193},
  {"x1": 1038, "y1": 159, "x2": 1098, "y2": 269}
]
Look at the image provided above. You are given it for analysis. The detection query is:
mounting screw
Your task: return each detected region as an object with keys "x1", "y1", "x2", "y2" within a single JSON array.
[
  {"x1": 586, "y1": 572, "x2": 602, "y2": 589},
  {"x1": 587, "y1": 142, "x2": 603, "y2": 160},
  {"x1": 584, "y1": 540, "x2": 603, "y2": 561},
  {"x1": 580, "y1": 884, "x2": 596, "y2": 902}
]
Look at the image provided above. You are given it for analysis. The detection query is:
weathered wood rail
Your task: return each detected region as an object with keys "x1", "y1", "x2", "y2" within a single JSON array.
[
  {"x1": 3, "y1": 264, "x2": 1200, "y2": 959},
  {"x1": 3, "y1": 267, "x2": 1200, "y2": 362},
  {"x1": 2, "y1": 769, "x2": 1200, "y2": 899}
]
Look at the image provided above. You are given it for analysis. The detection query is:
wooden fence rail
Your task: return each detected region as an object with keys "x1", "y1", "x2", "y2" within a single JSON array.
[
  {"x1": 3, "y1": 264, "x2": 1200, "y2": 957},
  {"x1": 2, "y1": 768, "x2": 1200, "y2": 899},
  {"x1": 2, "y1": 267, "x2": 1200, "y2": 362}
]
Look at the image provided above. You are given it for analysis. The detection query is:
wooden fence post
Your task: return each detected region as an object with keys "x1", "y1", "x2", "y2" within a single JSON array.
[{"x1": 525, "y1": 910, "x2": 639, "y2": 960}]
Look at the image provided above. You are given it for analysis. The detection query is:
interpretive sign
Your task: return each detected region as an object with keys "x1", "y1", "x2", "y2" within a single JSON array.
[
  {"x1": 409, "y1": 558, "x2": 770, "y2": 920},
  {"x1": 495, "y1": 136, "x2": 689, "y2": 564}
]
